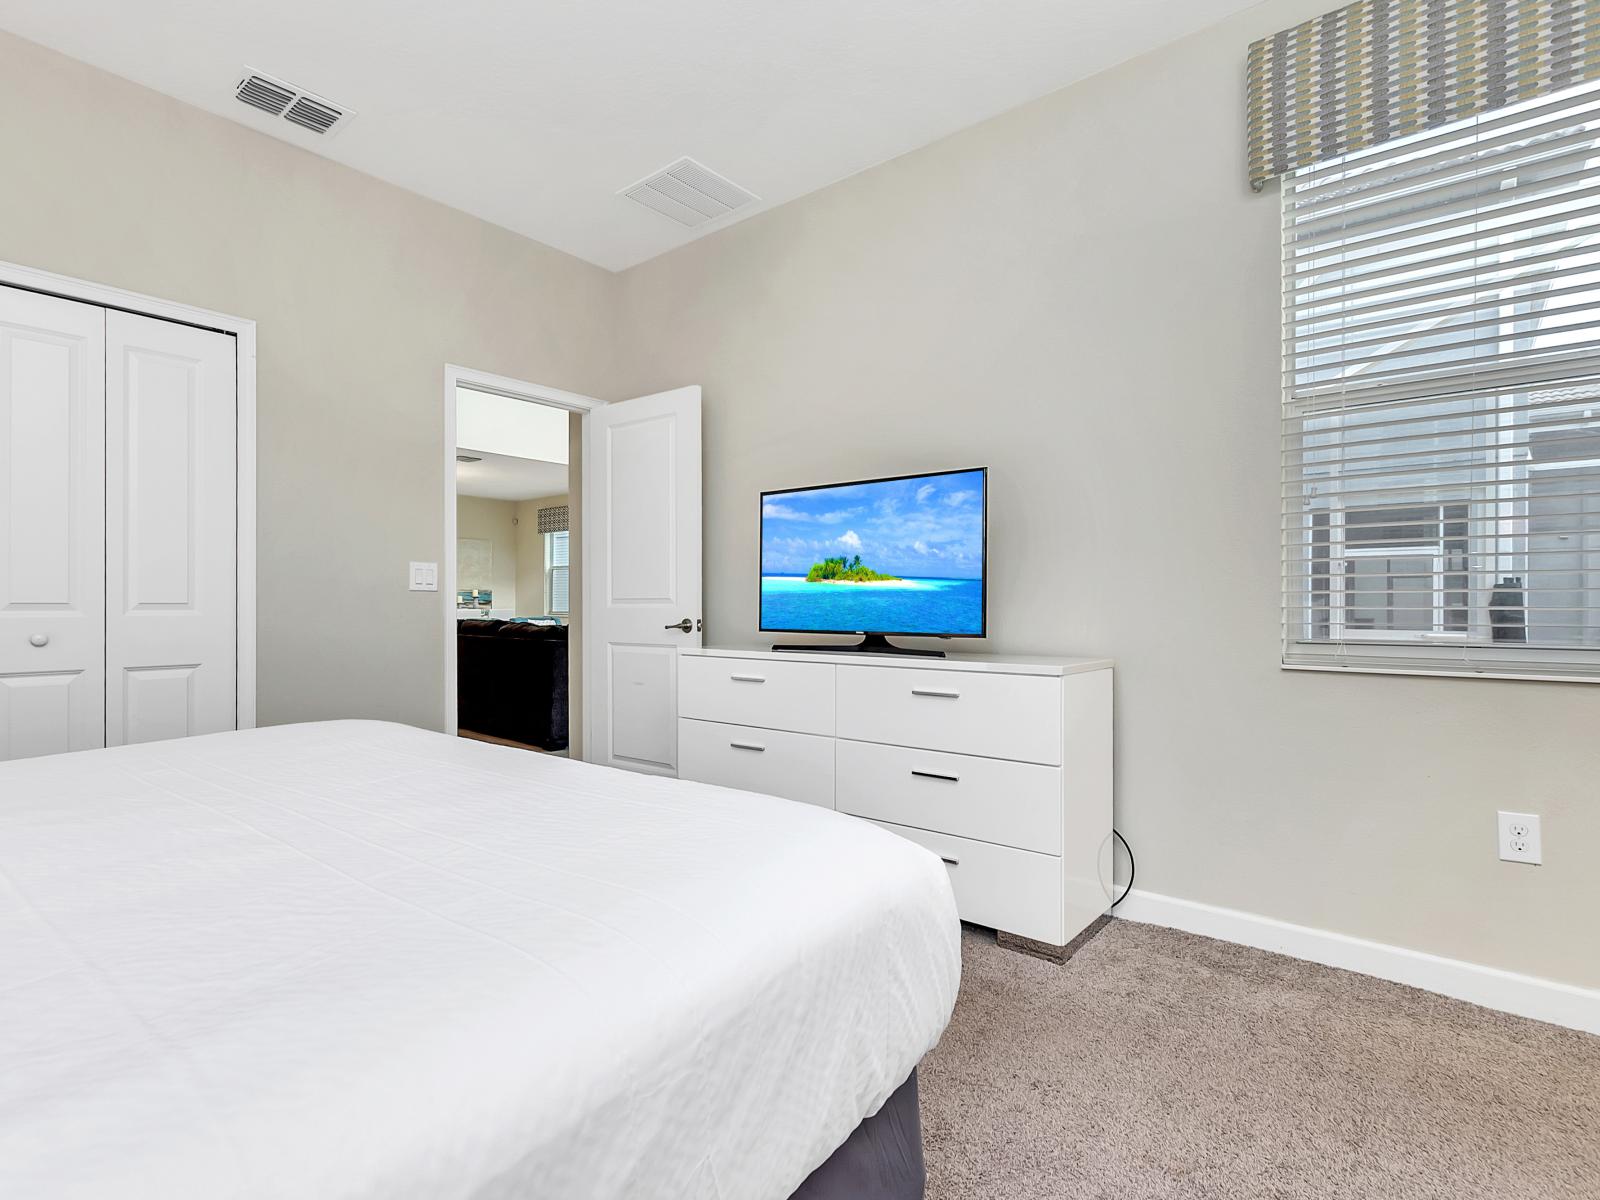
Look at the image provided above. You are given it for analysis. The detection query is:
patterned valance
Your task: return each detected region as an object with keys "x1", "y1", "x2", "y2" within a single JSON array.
[
  {"x1": 1248, "y1": 0, "x2": 1600, "y2": 190},
  {"x1": 537, "y1": 504, "x2": 569, "y2": 534}
]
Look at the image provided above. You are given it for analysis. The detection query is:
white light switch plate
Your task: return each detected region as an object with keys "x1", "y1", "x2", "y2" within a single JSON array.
[
  {"x1": 409, "y1": 561, "x2": 438, "y2": 592},
  {"x1": 1497, "y1": 811, "x2": 1542, "y2": 865}
]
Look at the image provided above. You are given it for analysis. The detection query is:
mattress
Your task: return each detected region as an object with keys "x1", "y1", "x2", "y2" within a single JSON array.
[{"x1": 0, "y1": 721, "x2": 960, "y2": 1200}]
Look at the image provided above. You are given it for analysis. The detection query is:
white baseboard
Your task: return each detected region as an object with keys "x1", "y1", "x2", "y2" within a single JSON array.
[{"x1": 1113, "y1": 889, "x2": 1600, "y2": 1036}]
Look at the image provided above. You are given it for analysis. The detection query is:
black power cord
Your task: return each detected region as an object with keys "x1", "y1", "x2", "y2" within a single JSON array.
[{"x1": 1111, "y1": 829, "x2": 1135, "y2": 908}]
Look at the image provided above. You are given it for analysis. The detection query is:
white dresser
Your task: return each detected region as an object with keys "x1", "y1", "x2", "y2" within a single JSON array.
[{"x1": 677, "y1": 647, "x2": 1113, "y2": 958}]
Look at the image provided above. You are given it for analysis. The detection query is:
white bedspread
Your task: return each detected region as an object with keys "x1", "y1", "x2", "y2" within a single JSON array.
[{"x1": 0, "y1": 721, "x2": 959, "y2": 1200}]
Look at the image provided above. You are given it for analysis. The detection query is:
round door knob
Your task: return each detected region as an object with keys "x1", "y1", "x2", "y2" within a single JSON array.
[{"x1": 28, "y1": 633, "x2": 49, "y2": 648}]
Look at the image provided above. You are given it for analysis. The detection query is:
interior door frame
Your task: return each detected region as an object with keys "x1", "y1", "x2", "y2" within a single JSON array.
[
  {"x1": 441, "y1": 365, "x2": 605, "y2": 739},
  {"x1": 0, "y1": 257, "x2": 258, "y2": 731}
]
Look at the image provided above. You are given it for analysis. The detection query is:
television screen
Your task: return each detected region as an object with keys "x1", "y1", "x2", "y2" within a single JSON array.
[{"x1": 760, "y1": 468, "x2": 987, "y2": 637}]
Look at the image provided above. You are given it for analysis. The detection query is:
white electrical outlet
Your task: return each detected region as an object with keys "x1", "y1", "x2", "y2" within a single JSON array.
[{"x1": 1497, "y1": 811, "x2": 1542, "y2": 865}]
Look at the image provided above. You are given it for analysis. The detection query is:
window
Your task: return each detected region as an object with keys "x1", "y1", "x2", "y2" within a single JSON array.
[
  {"x1": 1310, "y1": 503, "x2": 1471, "y2": 640},
  {"x1": 1282, "y1": 80, "x2": 1600, "y2": 679},
  {"x1": 545, "y1": 530, "x2": 569, "y2": 616}
]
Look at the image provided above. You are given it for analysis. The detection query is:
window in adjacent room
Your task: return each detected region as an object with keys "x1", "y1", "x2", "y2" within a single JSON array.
[
  {"x1": 545, "y1": 530, "x2": 570, "y2": 616},
  {"x1": 1282, "y1": 79, "x2": 1600, "y2": 679}
]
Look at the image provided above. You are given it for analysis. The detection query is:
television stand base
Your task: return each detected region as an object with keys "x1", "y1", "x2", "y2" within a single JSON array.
[{"x1": 770, "y1": 634, "x2": 945, "y2": 658}]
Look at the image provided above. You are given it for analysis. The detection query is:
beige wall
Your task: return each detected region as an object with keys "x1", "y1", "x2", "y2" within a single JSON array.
[
  {"x1": 456, "y1": 496, "x2": 520, "y2": 611},
  {"x1": 612, "y1": 0, "x2": 1600, "y2": 988},
  {"x1": 0, "y1": 30, "x2": 615, "y2": 733},
  {"x1": 6, "y1": 12, "x2": 1594, "y2": 988}
]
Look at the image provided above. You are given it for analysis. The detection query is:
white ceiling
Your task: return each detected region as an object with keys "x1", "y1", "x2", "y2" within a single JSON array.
[
  {"x1": 0, "y1": 1, "x2": 1258, "y2": 271},
  {"x1": 456, "y1": 450, "x2": 567, "y2": 503}
]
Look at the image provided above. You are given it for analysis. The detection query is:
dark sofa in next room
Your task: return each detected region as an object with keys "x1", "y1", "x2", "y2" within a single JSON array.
[{"x1": 456, "y1": 620, "x2": 569, "y2": 751}]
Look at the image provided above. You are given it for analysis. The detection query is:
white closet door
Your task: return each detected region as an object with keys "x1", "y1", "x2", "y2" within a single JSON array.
[
  {"x1": 0, "y1": 287, "x2": 106, "y2": 760},
  {"x1": 105, "y1": 311, "x2": 237, "y2": 746}
]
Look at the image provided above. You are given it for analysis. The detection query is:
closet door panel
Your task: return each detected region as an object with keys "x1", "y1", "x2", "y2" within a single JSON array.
[
  {"x1": 0, "y1": 287, "x2": 105, "y2": 760},
  {"x1": 105, "y1": 311, "x2": 236, "y2": 746}
]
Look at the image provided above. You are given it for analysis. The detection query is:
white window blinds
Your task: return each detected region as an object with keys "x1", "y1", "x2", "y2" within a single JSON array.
[
  {"x1": 1283, "y1": 79, "x2": 1600, "y2": 678},
  {"x1": 546, "y1": 530, "x2": 570, "y2": 615}
]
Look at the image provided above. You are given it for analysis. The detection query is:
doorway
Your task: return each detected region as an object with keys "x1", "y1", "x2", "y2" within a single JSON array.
[{"x1": 443, "y1": 367, "x2": 602, "y2": 755}]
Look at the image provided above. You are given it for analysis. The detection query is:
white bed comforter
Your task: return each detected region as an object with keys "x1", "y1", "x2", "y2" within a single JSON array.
[{"x1": 0, "y1": 721, "x2": 959, "y2": 1200}]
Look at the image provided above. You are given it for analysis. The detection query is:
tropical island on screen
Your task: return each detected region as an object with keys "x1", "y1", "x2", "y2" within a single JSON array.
[
  {"x1": 760, "y1": 468, "x2": 985, "y2": 635},
  {"x1": 805, "y1": 555, "x2": 901, "y2": 583}
]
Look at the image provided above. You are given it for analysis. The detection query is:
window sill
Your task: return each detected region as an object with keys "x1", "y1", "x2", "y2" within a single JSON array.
[{"x1": 1282, "y1": 660, "x2": 1600, "y2": 685}]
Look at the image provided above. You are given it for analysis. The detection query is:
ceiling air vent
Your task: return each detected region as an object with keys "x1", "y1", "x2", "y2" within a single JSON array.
[
  {"x1": 234, "y1": 70, "x2": 352, "y2": 136},
  {"x1": 235, "y1": 73, "x2": 294, "y2": 116},
  {"x1": 620, "y1": 157, "x2": 758, "y2": 228},
  {"x1": 284, "y1": 96, "x2": 343, "y2": 134}
]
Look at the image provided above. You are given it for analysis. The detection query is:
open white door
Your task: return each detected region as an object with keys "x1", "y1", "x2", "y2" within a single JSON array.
[{"x1": 584, "y1": 386, "x2": 701, "y2": 774}]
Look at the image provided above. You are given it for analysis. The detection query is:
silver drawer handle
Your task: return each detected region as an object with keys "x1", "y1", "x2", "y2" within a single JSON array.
[
  {"x1": 940, "y1": 856, "x2": 960, "y2": 867},
  {"x1": 910, "y1": 688, "x2": 960, "y2": 699},
  {"x1": 730, "y1": 741, "x2": 766, "y2": 752},
  {"x1": 911, "y1": 770, "x2": 960, "y2": 783},
  {"x1": 730, "y1": 674, "x2": 766, "y2": 683}
]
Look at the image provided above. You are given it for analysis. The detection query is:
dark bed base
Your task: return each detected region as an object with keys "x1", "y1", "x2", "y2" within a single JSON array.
[{"x1": 789, "y1": 1070, "x2": 925, "y2": 1200}]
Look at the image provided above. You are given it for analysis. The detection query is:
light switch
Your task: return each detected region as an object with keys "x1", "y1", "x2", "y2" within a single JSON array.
[{"x1": 409, "y1": 561, "x2": 439, "y2": 591}]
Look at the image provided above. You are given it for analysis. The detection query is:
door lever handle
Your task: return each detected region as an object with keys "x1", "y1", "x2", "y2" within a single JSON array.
[{"x1": 664, "y1": 618, "x2": 694, "y2": 633}]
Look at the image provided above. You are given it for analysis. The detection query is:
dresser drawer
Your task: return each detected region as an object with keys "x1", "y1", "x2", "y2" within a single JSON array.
[
  {"x1": 678, "y1": 656, "x2": 834, "y2": 735},
  {"x1": 869, "y1": 820, "x2": 1063, "y2": 946},
  {"x1": 678, "y1": 718, "x2": 835, "y2": 809},
  {"x1": 835, "y1": 666, "x2": 1062, "y2": 765},
  {"x1": 835, "y1": 740, "x2": 1061, "y2": 854}
]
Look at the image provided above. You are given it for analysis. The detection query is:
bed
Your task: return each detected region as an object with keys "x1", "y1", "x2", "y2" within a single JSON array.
[{"x1": 0, "y1": 721, "x2": 960, "y2": 1199}]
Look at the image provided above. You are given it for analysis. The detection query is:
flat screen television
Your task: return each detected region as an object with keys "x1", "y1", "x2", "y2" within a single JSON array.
[{"x1": 760, "y1": 467, "x2": 987, "y2": 656}]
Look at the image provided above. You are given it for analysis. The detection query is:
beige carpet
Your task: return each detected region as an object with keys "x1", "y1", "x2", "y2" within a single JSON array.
[{"x1": 921, "y1": 922, "x2": 1600, "y2": 1200}]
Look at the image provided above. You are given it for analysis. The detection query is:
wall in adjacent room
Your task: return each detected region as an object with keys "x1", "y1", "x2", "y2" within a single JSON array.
[
  {"x1": 611, "y1": 0, "x2": 1600, "y2": 989},
  {"x1": 514, "y1": 493, "x2": 571, "y2": 618},
  {"x1": 456, "y1": 496, "x2": 520, "y2": 613},
  {"x1": 0, "y1": 30, "x2": 615, "y2": 733}
]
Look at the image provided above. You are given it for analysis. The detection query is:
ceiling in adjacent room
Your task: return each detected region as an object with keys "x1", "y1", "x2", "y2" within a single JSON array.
[
  {"x1": 455, "y1": 450, "x2": 568, "y2": 503},
  {"x1": 0, "y1": 1, "x2": 1259, "y2": 270}
]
